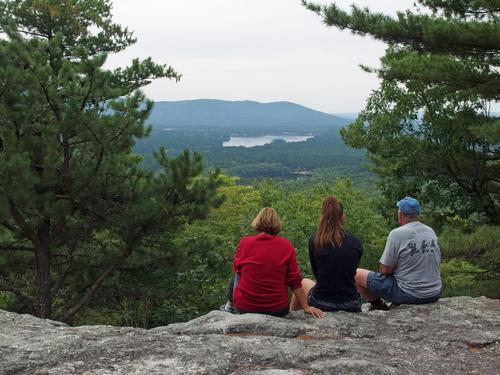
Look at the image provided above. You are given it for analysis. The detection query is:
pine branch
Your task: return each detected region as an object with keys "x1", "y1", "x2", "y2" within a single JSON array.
[
  {"x1": 0, "y1": 243, "x2": 33, "y2": 252},
  {"x1": 14, "y1": 28, "x2": 49, "y2": 39},
  {"x1": 8, "y1": 200, "x2": 40, "y2": 245},
  {"x1": 57, "y1": 246, "x2": 134, "y2": 322},
  {"x1": 1, "y1": 221, "x2": 21, "y2": 233},
  {"x1": 38, "y1": 82, "x2": 60, "y2": 122},
  {"x1": 79, "y1": 70, "x2": 95, "y2": 112},
  {"x1": 73, "y1": 119, "x2": 105, "y2": 195}
]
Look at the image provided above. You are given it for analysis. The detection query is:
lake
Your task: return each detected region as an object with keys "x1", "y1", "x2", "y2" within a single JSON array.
[{"x1": 223, "y1": 134, "x2": 313, "y2": 148}]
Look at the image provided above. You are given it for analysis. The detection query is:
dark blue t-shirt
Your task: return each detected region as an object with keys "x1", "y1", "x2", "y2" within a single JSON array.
[{"x1": 308, "y1": 232, "x2": 363, "y2": 302}]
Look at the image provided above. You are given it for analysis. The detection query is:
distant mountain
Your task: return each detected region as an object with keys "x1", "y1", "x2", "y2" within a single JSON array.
[{"x1": 148, "y1": 99, "x2": 349, "y2": 131}]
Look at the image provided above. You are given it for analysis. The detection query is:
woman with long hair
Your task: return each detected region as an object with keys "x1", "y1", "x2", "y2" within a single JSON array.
[
  {"x1": 290, "y1": 196, "x2": 363, "y2": 312},
  {"x1": 223, "y1": 207, "x2": 325, "y2": 318}
]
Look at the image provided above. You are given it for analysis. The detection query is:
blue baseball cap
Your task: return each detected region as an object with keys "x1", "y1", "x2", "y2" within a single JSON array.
[{"x1": 397, "y1": 197, "x2": 420, "y2": 215}]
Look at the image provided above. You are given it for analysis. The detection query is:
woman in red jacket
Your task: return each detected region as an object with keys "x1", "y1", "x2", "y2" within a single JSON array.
[{"x1": 223, "y1": 207, "x2": 324, "y2": 318}]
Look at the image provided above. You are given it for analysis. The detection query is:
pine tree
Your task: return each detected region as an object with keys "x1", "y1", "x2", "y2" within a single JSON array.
[
  {"x1": 303, "y1": 0, "x2": 500, "y2": 223},
  {"x1": 0, "y1": 0, "x2": 222, "y2": 320}
]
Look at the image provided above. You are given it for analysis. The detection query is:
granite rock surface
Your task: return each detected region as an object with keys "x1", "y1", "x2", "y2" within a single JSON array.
[{"x1": 0, "y1": 297, "x2": 499, "y2": 374}]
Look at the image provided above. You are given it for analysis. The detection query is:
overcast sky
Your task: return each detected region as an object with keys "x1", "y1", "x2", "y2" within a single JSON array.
[{"x1": 106, "y1": 0, "x2": 419, "y2": 113}]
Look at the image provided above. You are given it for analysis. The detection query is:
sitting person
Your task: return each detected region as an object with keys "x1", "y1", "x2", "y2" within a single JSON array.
[
  {"x1": 290, "y1": 196, "x2": 363, "y2": 313},
  {"x1": 355, "y1": 197, "x2": 442, "y2": 310},
  {"x1": 223, "y1": 207, "x2": 325, "y2": 318}
]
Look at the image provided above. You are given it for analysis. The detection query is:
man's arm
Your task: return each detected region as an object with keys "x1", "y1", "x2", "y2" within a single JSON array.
[
  {"x1": 379, "y1": 231, "x2": 397, "y2": 275},
  {"x1": 379, "y1": 263, "x2": 393, "y2": 275}
]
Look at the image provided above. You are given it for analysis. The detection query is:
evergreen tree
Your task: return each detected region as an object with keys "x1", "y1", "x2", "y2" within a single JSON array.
[
  {"x1": 0, "y1": 0, "x2": 222, "y2": 321},
  {"x1": 303, "y1": 0, "x2": 500, "y2": 223}
]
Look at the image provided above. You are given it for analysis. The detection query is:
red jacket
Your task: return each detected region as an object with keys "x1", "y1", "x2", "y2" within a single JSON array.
[{"x1": 232, "y1": 233, "x2": 302, "y2": 312}]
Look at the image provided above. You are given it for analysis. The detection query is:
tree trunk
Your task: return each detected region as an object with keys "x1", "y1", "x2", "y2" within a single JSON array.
[{"x1": 34, "y1": 244, "x2": 51, "y2": 319}]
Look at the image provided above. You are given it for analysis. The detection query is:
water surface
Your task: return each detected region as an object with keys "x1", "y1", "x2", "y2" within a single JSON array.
[{"x1": 223, "y1": 134, "x2": 313, "y2": 148}]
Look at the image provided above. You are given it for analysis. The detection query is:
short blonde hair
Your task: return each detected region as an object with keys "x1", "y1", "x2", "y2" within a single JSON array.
[{"x1": 251, "y1": 207, "x2": 282, "y2": 235}]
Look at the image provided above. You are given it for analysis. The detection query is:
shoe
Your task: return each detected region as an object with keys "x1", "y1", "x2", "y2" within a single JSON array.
[
  {"x1": 368, "y1": 299, "x2": 390, "y2": 311},
  {"x1": 219, "y1": 304, "x2": 239, "y2": 314}
]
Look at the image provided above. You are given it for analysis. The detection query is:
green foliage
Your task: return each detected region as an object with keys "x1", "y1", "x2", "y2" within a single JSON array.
[
  {"x1": 441, "y1": 259, "x2": 500, "y2": 299},
  {"x1": 154, "y1": 180, "x2": 262, "y2": 324},
  {"x1": 0, "y1": 0, "x2": 221, "y2": 321},
  {"x1": 60, "y1": 178, "x2": 391, "y2": 327},
  {"x1": 134, "y1": 123, "x2": 371, "y2": 184},
  {"x1": 303, "y1": 0, "x2": 500, "y2": 224},
  {"x1": 300, "y1": 0, "x2": 500, "y2": 296},
  {"x1": 436, "y1": 224, "x2": 499, "y2": 298},
  {"x1": 440, "y1": 224, "x2": 499, "y2": 275},
  {"x1": 65, "y1": 179, "x2": 257, "y2": 326},
  {"x1": 3, "y1": 164, "x2": 495, "y2": 327},
  {"x1": 256, "y1": 179, "x2": 389, "y2": 276}
]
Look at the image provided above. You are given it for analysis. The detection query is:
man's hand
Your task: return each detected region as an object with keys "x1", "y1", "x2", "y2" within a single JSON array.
[{"x1": 304, "y1": 305, "x2": 326, "y2": 318}]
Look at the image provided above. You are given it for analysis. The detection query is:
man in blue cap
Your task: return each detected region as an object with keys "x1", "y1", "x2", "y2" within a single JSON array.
[{"x1": 355, "y1": 197, "x2": 442, "y2": 310}]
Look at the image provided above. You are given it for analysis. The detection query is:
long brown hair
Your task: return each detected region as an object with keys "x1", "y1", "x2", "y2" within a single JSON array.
[{"x1": 314, "y1": 196, "x2": 344, "y2": 250}]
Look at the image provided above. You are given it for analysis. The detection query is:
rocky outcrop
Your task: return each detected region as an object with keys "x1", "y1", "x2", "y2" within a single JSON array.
[{"x1": 0, "y1": 297, "x2": 499, "y2": 374}]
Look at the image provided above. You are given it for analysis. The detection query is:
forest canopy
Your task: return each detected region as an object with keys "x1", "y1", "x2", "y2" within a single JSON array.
[{"x1": 303, "y1": 0, "x2": 500, "y2": 225}]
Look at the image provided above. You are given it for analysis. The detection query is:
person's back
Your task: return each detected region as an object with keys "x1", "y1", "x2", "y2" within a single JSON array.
[
  {"x1": 382, "y1": 221, "x2": 441, "y2": 299},
  {"x1": 355, "y1": 196, "x2": 442, "y2": 310},
  {"x1": 223, "y1": 207, "x2": 324, "y2": 318},
  {"x1": 308, "y1": 232, "x2": 362, "y2": 302},
  {"x1": 291, "y1": 196, "x2": 362, "y2": 313},
  {"x1": 233, "y1": 233, "x2": 299, "y2": 312}
]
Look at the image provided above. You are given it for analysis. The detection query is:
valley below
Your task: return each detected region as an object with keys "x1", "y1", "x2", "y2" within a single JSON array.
[{"x1": 134, "y1": 99, "x2": 371, "y2": 184}]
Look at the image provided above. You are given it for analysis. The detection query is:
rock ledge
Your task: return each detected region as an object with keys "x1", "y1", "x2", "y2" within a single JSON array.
[{"x1": 0, "y1": 297, "x2": 499, "y2": 374}]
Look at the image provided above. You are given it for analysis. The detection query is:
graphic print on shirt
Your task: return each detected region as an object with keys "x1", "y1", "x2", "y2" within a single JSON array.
[{"x1": 409, "y1": 238, "x2": 440, "y2": 256}]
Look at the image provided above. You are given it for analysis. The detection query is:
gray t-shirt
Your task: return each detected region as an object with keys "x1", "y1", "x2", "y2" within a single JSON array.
[{"x1": 380, "y1": 221, "x2": 442, "y2": 298}]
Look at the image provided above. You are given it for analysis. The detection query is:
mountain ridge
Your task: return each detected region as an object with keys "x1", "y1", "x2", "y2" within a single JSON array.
[{"x1": 147, "y1": 99, "x2": 348, "y2": 130}]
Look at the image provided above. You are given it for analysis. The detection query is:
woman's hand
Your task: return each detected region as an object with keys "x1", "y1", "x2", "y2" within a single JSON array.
[
  {"x1": 292, "y1": 286, "x2": 326, "y2": 318},
  {"x1": 304, "y1": 305, "x2": 326, "y2": 318}
]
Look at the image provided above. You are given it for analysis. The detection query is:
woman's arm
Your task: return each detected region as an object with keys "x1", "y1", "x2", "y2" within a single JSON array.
[
  {"x1": 292, "y1": 287, "x2": 325, "y2": 318},
  {"x1": 232, "y1": 241, "x2": 244, "y2": 274},
  {"x1": 285, "y1": 241, "x2": 325, "y2": 318}
]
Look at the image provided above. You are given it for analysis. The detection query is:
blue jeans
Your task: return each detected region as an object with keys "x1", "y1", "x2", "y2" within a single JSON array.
[{"x1": 366, "y1": 272, "x2": 441, "y2": 304}]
